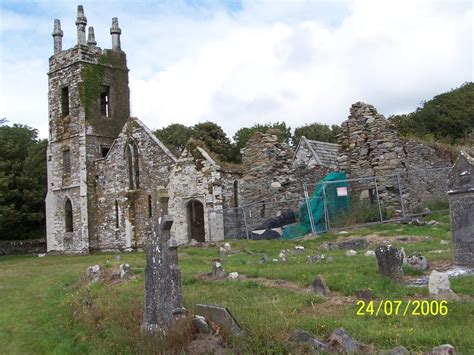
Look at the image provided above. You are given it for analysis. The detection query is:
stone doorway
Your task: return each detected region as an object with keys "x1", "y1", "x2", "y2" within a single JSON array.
[{"x1": 187, "y1": 200, "x2": 205, "y2": 242}]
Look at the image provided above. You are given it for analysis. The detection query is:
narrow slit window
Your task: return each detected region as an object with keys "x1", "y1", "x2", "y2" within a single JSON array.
[
  {"x1": 63, "y1": 148, "x2": 71, "y2": 175},
  {"x1": 61, "y1": 87, "x2": 69, "y2": 117},
  {"x1": 115, "y1": 200, "x2": 119, "y2": 228},
  {"x1": 148, "y1": 195, "x2": 152, "y2": 218},
  {"x1": 65, "y1": 198, "x2": 73, "y2": 232},
  {"x1": 100, "y1": 86, "x2": 110, "y2": 117},
  {"x1": 233, "y1": 180, "x2": 239, "y2": 208},
  {"x1": 125, "y1": 141, "x2": 140, "y2": 190}
]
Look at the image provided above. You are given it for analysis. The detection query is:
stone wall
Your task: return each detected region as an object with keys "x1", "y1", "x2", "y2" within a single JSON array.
[
  {"x1": 0, "y1": 239, "x2": 46, "y2": 256},
  {"x1": 337, "y1": 102, "x2": 455, "y2": 214},
  {"x1": 240, "y1": 133, "x2": 301, "y2": 224},
  {"x1": 92, "y1": 118, "x2": 176, "y2": 251},
  {"x1": 168, "y1": 140, "x2": 241, "y2": 244}
]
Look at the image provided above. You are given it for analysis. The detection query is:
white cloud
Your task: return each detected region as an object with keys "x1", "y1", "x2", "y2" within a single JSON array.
[{"x1": 0, "y1": 0, "x2": 472, "y2": 139}]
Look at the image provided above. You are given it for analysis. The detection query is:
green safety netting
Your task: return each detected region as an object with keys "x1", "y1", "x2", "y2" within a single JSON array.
[{"x1": 281, "y1": 172, "x2": 350, "y2": 239}]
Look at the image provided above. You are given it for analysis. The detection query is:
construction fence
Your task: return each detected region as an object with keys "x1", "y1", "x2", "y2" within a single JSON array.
[{"x1": 207, "y1": 166, "x2": 452, "y2": 240}]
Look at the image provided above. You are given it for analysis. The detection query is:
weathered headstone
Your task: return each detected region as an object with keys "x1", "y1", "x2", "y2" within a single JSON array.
[
  {"x1": 119, "y1": 263, "x2": 131, "y2": 278},
  {"x1": 142, "y1": 187, "x2": 184, "y2": 334},
  {"x1": 195, "y1": 304, "x2": 243, "y2": 336},
  {"x1": 375, "y1": 245, "x2": 404, "y2": 278},
  {"x1": 211, "y1": 259, "x2": 226, "y2": 279},
  {"x1": 307, "y1": 275, "x2": 330, "y2": 297},
  {"x1": 87, "y1": 264, "x2": 101, "y2": 283},
  {"x1": 406, "y1": 255, "x2": 429, "y2": 270},
  {"x1": 428, "y1": 270, "x2": 458, "y2": 300},
  {"x1": 448, "y1": 150, "x2": 474, "y2": 266}
]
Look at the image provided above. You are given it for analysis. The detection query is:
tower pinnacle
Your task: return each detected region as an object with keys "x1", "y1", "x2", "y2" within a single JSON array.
[
  {"x1": 110, "y1": 17, "x2": 122, "y2": 50},
  {"x1": 75, "y1": 5, "x2": 87, "y2": 45},
  {"x1": 87, "y1": 27, "x2": 97, "y2": 47},
  {"x1": 52, "y1": 19, "x2": 63, "y2": 54}
]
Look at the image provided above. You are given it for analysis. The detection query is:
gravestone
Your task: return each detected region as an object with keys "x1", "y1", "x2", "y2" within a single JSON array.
[
  {"x1": 142, "y1": 187, "x2": 183, "y2": 334},
  {"x1": 375, "y1": 245, "x2": 404, "y2": 278},
  {"x1": 448, "y1": 150, "x2": 474, "y2": 266},
  {"x1": 307, "y1": 275, "x2": 330, "y2": 297},
  {"x1": 195, "y1": 304, "x2": 243, "y2": 336}
]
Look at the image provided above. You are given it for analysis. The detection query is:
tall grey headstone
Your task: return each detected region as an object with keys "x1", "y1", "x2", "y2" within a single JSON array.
[
  {"x1": 448, "y1": 150, "x2": 474, "y2": 266},
  {"x1": 143, "y1": 188, "x2": 183, "y2": 334}
]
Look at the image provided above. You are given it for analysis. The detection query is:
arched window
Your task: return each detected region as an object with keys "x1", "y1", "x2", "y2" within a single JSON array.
[
  {"x1": 65, "y1": 198, "x2": 73, "y2": 232},
  {"x1": 125, "y1": 141, "x2": 140, "y2": 190}
]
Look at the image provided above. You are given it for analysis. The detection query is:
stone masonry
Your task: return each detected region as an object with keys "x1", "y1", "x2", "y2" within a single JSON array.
[
  {"x1": 337, "y1": 102, "x2": 454, "y2": 215},
  {"x1": 46, "y1": 6, "x2": 175, "y2": 253},
  {"x1": 167, "y1": 140, "x2": 242, "y2": 244},
  {"x1": 448, "y1": 149, "x2": 474, "y2": 266}
]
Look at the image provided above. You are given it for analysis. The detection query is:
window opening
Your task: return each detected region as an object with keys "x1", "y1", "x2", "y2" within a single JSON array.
[
  {"x1": 115, "y1": 200, "x2": 119, "y2": 228},
  {"x1": 65, "y1": 198, "x2": 73, "y2": 232},
  {"x1": 63, "y1": 148, "x2": 71, "y2": 175},
  {"x1": 61, "y1": 87, "x2": 69, "y2": 117},
  {"x1": 100, "y1": 86, "x2": 110, "y2": 117}
]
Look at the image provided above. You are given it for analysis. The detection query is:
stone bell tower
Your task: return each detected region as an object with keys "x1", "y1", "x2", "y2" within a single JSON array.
[{"x1": 46, "y1": 5, "x2": 130, "y2": 252}]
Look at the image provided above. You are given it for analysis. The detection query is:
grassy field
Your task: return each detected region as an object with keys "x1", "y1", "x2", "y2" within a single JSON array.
[{"x1": 1, "y1": 213, "x2": 474, "y2": 353}]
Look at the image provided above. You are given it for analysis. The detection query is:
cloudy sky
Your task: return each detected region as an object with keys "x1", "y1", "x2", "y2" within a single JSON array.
[{"x1": 0, "y1": 0, "x2": 472, "y2": 140}]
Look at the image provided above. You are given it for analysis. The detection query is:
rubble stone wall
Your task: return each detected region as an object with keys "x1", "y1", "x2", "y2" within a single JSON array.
[
  {"x1": 93, "y1": 118, "x2": 176, "y2": 251},
  {"x1": 337, "y1": 102, "x2": 454, "y2": 214}
]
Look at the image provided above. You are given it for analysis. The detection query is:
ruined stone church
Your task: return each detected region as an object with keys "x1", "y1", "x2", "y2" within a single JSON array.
[
  {"x1": 46, "y1": 6, "x2": 454, "y2": 254},
  {"x1": 46, "y1": 7, "x2": 180, "y2": 253}
]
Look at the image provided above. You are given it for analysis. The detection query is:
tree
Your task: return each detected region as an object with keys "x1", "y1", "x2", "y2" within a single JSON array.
[
  {"x1": 389, "y1": 82, "x2": 474, "y2": 145},
  {"x1": 0, "y1": 124, "x2": 47, "y2": 240},
  {"x1": 153, "y1": 123, "x2": 192, "y2": 156},
  {"x1": 233, "y1": 122, "x2": 292, "y2": 153},
  {"x1": 192, "y1": 121, "x2": 234, "y2": 162},
  {"x1": 293, "y1": 123, "x2": 341, "y2": 146}
]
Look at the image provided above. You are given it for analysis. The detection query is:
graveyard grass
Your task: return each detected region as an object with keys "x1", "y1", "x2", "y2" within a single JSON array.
[{"x1": 1, "y1": 213, "x2": 474, "y2": 353}]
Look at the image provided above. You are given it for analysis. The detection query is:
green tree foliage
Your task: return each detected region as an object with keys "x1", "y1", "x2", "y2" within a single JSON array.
[
  {"x1": 153, "y1": 123, "x2": 192, "y2": 156},
  {"x1": 0, "y1": 124, "x2": 47, "y2": 240},
  {"x1": 233, "y1": 122, "x2": 292, "y2": 154},
  {"x1": 293, "y1": 123, "x2": 341, "y2": 146},
  {"x1": 192, "y1": 121, "x2": 234, "y2": 162},
  {"x1": 153, "y1": 121, "x2": 236, "y2": 162},
  {"x1": 389, "y1": 82, "x2": 474, "y2": 144}
]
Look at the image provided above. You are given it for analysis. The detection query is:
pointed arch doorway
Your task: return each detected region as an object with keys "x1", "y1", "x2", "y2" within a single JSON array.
[{"x1": 187, "y1": 200, "x2": 205, "y2": 242}]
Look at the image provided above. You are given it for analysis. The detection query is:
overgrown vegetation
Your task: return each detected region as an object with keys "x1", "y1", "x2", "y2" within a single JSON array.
[
  {"x1": 1, "y1": 215, "x2": 474, "y2": 352},
  {"x1": 0, "y1": 122, "x2": 47, "y2": 240},
  {"x1": 389, "y1": 82, "x2": 474, "y2": 145}
]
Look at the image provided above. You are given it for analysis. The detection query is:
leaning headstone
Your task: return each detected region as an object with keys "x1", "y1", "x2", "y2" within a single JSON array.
[
  {"x1": 448, "y1": 150, "x2": 474, "y2": 266},
  {"x1": 375, "y1": 245, "x2": 404, "y2": 278},
  {"x1": 328, "y1": 328, "x2": 369, "y2": 353},
  {"x1": 307, "y1": 275, "x2": 330, "y2": 297},
  {"x1": 288, "y1": 330, "x2": 330, "y2": 352},
  {"x1": 428, "y1": 270, "x2": 458, "y2": 300},
  {"x1": 195, "y1": 304, "x2": 243, "y2": 336},
  {"x1": 142, "y1": 187, "x2": 183, "y2": 334},
  {"x1": 219, "y1": 246, "x2": 227, "y2": 257}
]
